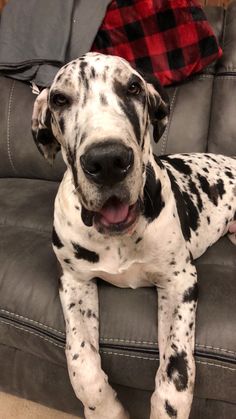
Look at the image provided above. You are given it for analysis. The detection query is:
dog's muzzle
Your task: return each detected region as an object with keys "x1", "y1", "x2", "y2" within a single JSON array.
[{"x1": 80, "y1": 140, "x2": 140, "y2": 234}]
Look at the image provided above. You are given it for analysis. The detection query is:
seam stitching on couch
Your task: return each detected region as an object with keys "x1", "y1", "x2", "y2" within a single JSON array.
[
  {"x1": 0, "y1": 319, "x2": 64, "y2": 349},
  {"x1": 197, "y1": 75, "x2": 214, "y2": 79},
  {"x1": 160, "y1": 87, "x2": 178, "y2": 155},
  {"x1": 100, "y1": 350, "x2": 236, "y2": 371},
  {"x1": 100, "y1": 338, "x2": 236, "y2": 355},
  {"x1": 0, "y1": 310, "x2": 235, "y2": 356},
  {"x1": 0, "y1": 309, "x2": 64, "y2": 335},
  {"x1": 215, "y1": 76, "x2": 236, "y2": 79},
  {"x1": 7, "y1": 80, "x2": 17, "y2": 174}
]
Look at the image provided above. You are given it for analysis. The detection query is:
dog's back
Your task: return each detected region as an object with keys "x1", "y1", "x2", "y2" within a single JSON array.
[{"x1": 159, "y1": 153, "x2": 236, "y2": 254}]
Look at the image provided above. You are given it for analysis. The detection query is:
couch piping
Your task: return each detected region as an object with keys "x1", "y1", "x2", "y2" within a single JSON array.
[
  {"x1": 7, "y1": 80, "x2": 17, "y2": 174},
  {"x1": 100, "y1": 338, "x2": 236, "y2": 356},
  {"x1": 0, "y1": 308, "x2": 64, "y2": 335},
  {"x1": 0, "y1": 319, "x2": 64, "y2": 349},
  {"x1": 0, "y1": 319, "x2": 235, "y2": 373},
  {"x1": 0, "y1": 309, "x2": 235, "y2": 356},
  {"x1": 100, "y1": 350, "x2": 236, "y2": 372}
]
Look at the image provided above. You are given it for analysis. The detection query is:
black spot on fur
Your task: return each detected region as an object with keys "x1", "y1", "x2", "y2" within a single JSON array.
[
  {"x1": 167, "y1": 350, "x2": 188, "y2": 391},
  {"x1": 81, "y1": 206, "x2": 94, "y2": 227},
  {"x1": 183, "y1": 282, "x2": 198, "y2": 303},
  {"x1": 52, "y1": 226, "x2": 64, "y2": 248},
  {"x1": 165, "y1": 400, "x2": 177, "y2": 418},
  {"x1": 225, "y1": 171, "x2": 233, "y2": 179},
  {"x1": 161, "y1": 156, "x2": 192, "y2": 175},
  {"x1": 182, "y1": 191, "x2": 200, "y2": 231},
  {"x1": 197, "y1": 174, "x2": 226, "y2": 206},
  {"x1": 36, "y1": 128, "x2": 54, "y2": 146},
  {"x1": 138, "y1": 71, "x2": 169, "y2": 142},
  {"x1": 90, "y1": 67, "x2": 96, "y2": 78},
  {"x1": 89, "y1": 406, "x2": 96, "y2": 411},
  {"x1": 81, "y1": 341, "x2": 85, "y2": 347},
  {"x1": 166, "y1": 169, "x2": 191, "y2": 241},
  {"x1": 67, "y1": 145, "x2": 78, "y2": 188},
  {"x1": 143, "y1": 162, "x2": 165, "y2": 222},
  {"x1": 79, "y1": 61, "x2": 88, "y2": 80},
  {"x1": 72, "y1": 242, "x2": 99, "y2": 263},
  {"x1": 68, "y1": 303, "x2": 75, "y2": 310},
  {"x1": 100, "y1": 93, "x2": 108, "y2": 106},
  {"x1": 72, "y1": 353, "x2": 79, "y2": 360},
  {"x1": 188, "y1": 179, "x2": 203, "y2": 212},
  {"x1": 113, "y1": 79, "x2": 142, "y2": 144},
  {"x1": 59, "y1": 117, "x2": 65, "y2": 134}
]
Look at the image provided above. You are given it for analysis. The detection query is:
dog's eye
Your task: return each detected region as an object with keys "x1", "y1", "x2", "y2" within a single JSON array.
[
  {"x1": 51, "y1": 93, "x2": 70, "y2": 107},
  {"x1": 127, "y1": 82, "x2": 141, "y2": 95}
]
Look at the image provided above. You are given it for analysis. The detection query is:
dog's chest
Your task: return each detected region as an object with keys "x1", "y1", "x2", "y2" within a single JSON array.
[{"x1": 89, "y1": 238, "x2": 155, "y2": 288}]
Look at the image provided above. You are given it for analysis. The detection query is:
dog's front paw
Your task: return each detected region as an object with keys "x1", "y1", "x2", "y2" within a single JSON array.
[
  {"x1": 84, "y1": 395, "x2": 130, "y2": 419},
  {"x1": 150, "y1": 387, "x2": 192, "y2": 419}
]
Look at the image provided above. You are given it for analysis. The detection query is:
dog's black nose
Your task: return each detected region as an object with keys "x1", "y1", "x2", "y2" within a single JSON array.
[{"x1": 80, "y1": 141, "x2": 134, "y2": 185}]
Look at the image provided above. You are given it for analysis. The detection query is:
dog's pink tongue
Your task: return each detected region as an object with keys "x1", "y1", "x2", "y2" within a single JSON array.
[{"x1": 100, "y1": 200, "x2": 129, "y2": 224}]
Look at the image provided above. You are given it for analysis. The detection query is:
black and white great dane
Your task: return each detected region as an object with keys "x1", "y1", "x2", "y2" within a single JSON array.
[{"x1": 32, "y1": 53, "x2": 236, "y2": 419}]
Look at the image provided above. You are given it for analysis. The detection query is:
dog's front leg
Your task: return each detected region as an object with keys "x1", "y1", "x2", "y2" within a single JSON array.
[
  {"x1": 150, "y1": 257, "x2": 198, "y2": 419},
  {"x1": 60, "y1": 271, "x2": 129, "y2": 419}
]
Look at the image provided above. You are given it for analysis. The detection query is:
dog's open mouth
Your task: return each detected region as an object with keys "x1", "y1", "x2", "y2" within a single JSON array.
[{"x1": 93, "y1": 197, "x2": 140, "y2": 234}]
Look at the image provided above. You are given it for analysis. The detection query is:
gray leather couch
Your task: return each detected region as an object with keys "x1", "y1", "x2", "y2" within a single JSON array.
[{"x1": 0, "y1": 3, "x2": 235, "y2": 419}]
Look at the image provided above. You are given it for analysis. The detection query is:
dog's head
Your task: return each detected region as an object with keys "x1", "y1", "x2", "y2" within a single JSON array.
[{"x1": 32, "y1": 53, "x2": 169, "y2": 234}]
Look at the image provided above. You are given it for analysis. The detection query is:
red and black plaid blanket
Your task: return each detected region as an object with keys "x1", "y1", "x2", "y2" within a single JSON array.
[{"x1": 91, "y1": 0, "x2": 222, "y2": 86}]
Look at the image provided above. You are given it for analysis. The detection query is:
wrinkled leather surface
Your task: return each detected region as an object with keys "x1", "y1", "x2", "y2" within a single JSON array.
[{"x1": 0, "y1": 4, "x2": 236, "y2": 419}]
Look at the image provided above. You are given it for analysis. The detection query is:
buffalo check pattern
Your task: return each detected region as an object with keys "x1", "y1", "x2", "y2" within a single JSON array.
[{"x1": 91, "y1": 0, "x2": 222, "y2": 85}]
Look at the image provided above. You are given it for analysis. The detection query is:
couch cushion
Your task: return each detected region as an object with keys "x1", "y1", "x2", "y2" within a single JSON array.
[{"x1": 0, "y1": 177, "x2": 235, "y2": 405}]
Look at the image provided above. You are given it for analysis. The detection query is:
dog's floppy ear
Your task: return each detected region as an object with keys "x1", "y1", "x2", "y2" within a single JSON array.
[
  {"x1": 31, "y1": 88, "x2": 61, "y2": 165},
  {"x1": 140, "y1": 72, "x2": 170, "y2": 143}
]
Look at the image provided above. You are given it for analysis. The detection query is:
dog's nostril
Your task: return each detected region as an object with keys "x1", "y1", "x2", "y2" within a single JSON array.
[
  {"x1": 115, "y1": 148, "x2": 133, "y2": 172},
  {"x1": 80, "y1": 155, "x2": 101, "y2": 175},
  {"x1": 88, "y1": 162, "x2": 101, "y2": 175},
  {"x1": 115, "y1": 157, "x2": 126, "y2": 170}
]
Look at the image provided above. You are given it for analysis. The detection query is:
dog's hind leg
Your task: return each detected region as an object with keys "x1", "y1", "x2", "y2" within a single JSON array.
[{"x1": 59, "y1": 272, "x2": 129, "y2": 419}]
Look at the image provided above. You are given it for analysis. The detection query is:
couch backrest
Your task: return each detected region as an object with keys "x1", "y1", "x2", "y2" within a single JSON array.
[
  {"x1": 0, "y1": 76, "x2": 65, "y2": 181},
  {"x1": 0, "y1": 3, "x2": 236, "y2": 182},
  {"x1": 153, "y1": 3, "x2": 236, "y2": 157}
]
